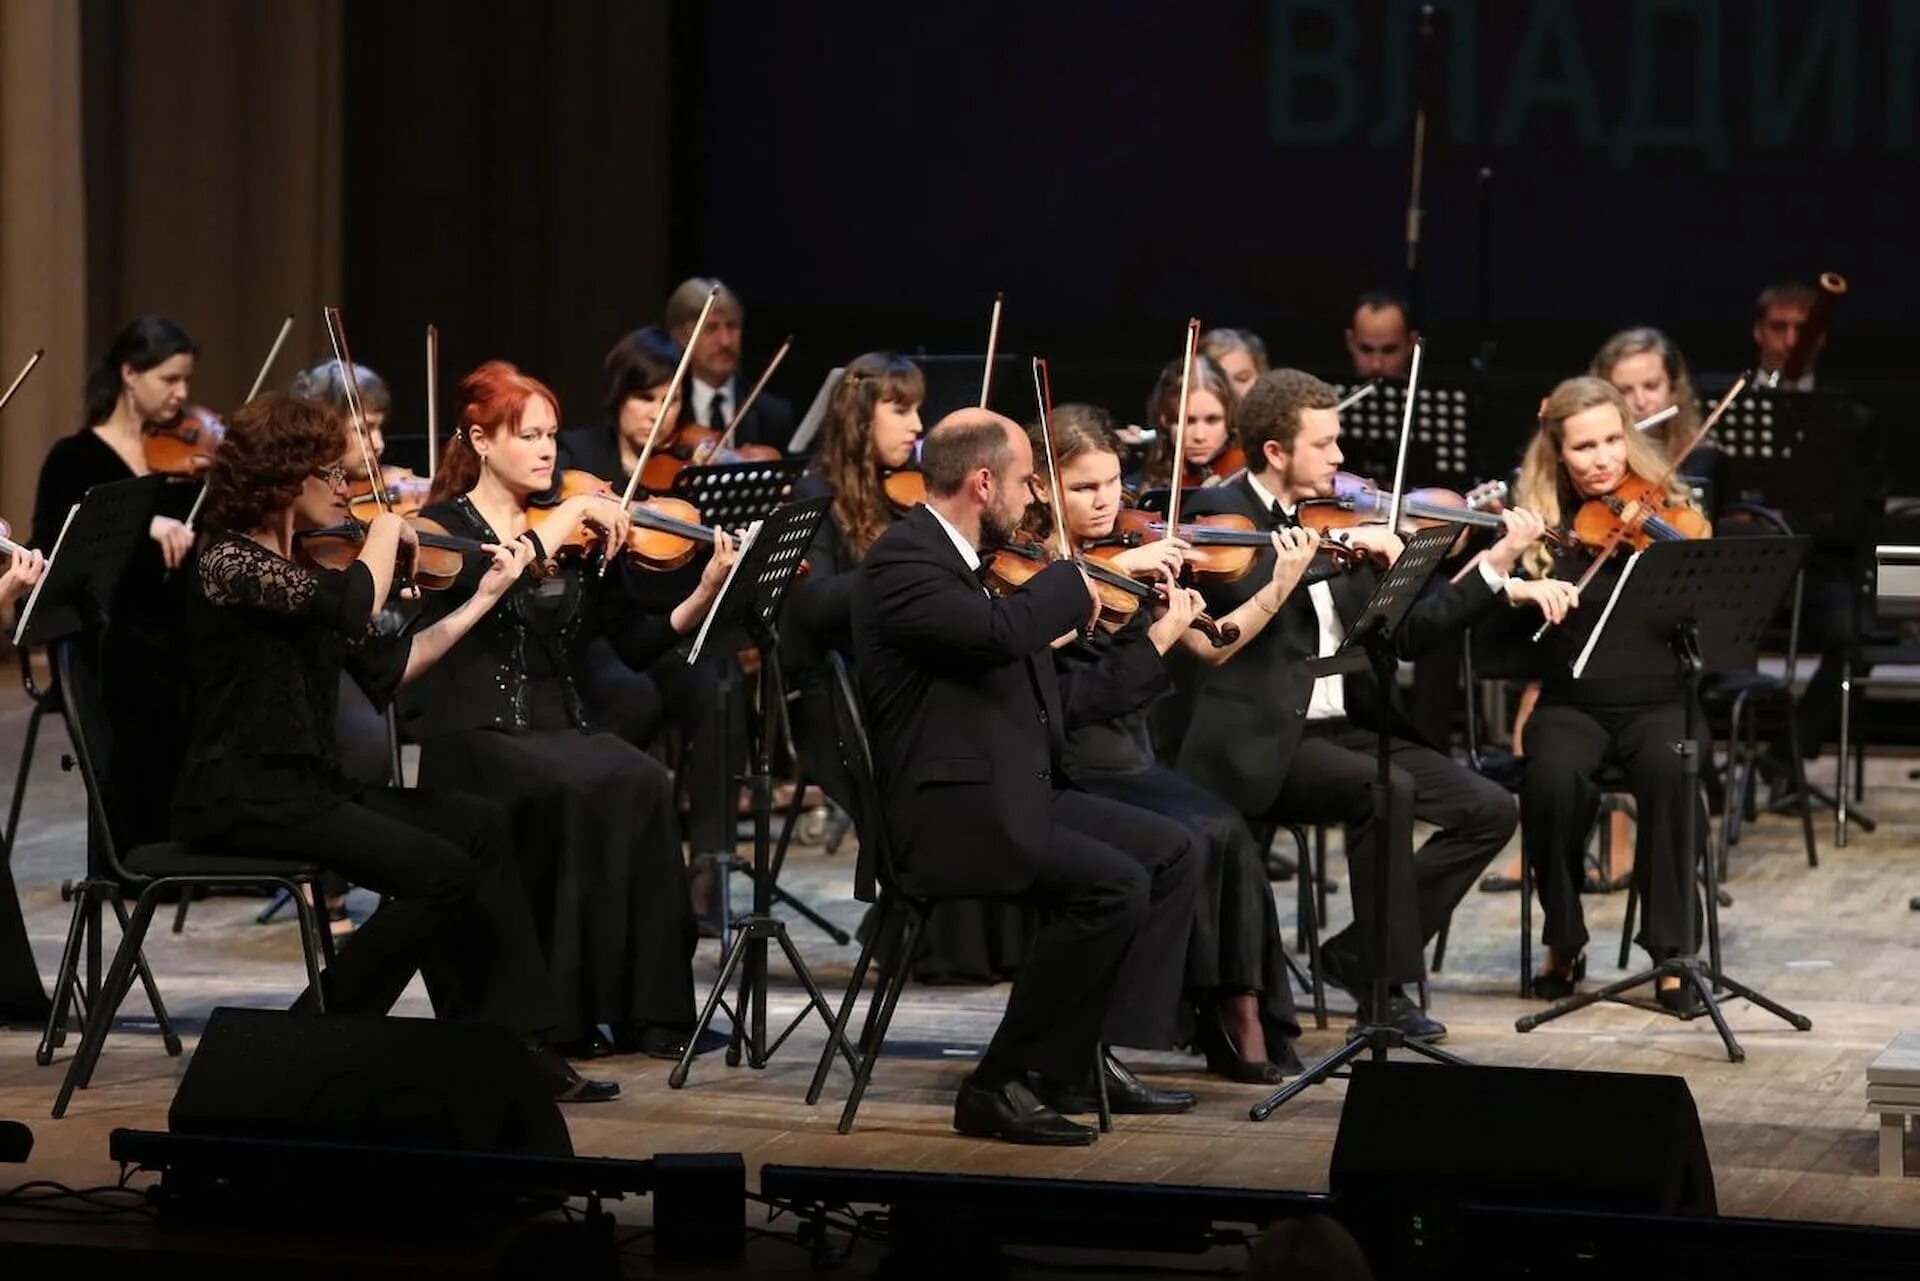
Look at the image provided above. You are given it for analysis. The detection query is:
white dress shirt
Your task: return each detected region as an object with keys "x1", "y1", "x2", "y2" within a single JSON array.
[
  {"x1": 925, "y1": 503, "x2": 984, "y2": 586},
  {"x1": 1245, "y1": 472, "x2": 1510, "y2": 722},
  {"x1": 689, "y1": 375, "x2": 739, "y2": 429}
]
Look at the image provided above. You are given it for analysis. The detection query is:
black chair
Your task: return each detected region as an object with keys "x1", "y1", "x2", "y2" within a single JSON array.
[
  {"x1": 804, "y1": 653, "x2": 1110, "y2": 1136},
  {"x1": 1, "y1": 648, "x2": 59, "y2": 868},
  {"x1": 46, "y1": 637, "x2": 331, "y2": 1119}
]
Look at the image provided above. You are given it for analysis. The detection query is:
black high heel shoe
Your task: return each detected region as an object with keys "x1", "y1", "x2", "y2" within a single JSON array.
[
  {"x1": 531, "y1": 1045, "x2": 620, "y2": 1102},
  {"x1": 1531, "y1": 953, "x2": 1586, "y2": 1001}
]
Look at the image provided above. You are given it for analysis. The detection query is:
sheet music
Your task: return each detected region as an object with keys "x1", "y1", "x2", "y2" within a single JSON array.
[
  {"x1": 788, "y1": 366, "x2": 845, "y2": 453},
  {"x1": 686, "y1": 519, "x2": 761, "y2": 665},
  {"x1": 11, "y1": 502, "x2": 78, "y2": 647},
  {"x1": 1571, "y1": 548, "x2": 1644, "y2": 679}
]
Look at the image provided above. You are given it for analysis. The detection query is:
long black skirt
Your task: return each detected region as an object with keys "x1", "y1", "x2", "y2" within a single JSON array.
[
  {"x1": 420, "y1": 727, "x2": 697, "y2": 1044},
  {"x1": 1076, "y1": 763, "x2": 1301, "y2": 1047}
]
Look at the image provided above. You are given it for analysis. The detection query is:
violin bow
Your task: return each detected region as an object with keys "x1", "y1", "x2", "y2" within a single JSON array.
[
  {"x1": 609, "y1": 287, "x2": 718, "y2": 575},
  {"x1": 711, "y1": 332, "x2": 793, "y2": 457},
  {"x1": 322, "y1": 306, "x2": 387, "y2": 515},
  {"x1": 0, "y1": 350, "x2": 45, "y2": 417},
  {"x1": 184, "y1": 317, "x2": 300, "y2": 532},
  {"x1": 1334, "y1": 380, "x2": 1379, "y2": 414},
  {"x1": 1383, "y1": 337, "x2": 1424, "y2": 536},
  {"x1": 426, "y1": 324, "x2": 440, "y2": 485},
  {"x1": 1164, "y1": 318, "x2": 1201, "y2": 535},
  {"x1": 1531, "y1": 374, "x2": 1748, "y2": 642},
  {"x1": 979, "y1": 292, "x2": 1004, "y2": 408},
  {"x1": 245, "y1": 313, "x2": 296, "y2": 403},
  {"x1": 1031, "y1": 358, "x2": 1072, "y2": 563}
]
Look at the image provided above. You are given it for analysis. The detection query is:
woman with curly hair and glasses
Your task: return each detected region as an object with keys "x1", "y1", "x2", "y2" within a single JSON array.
[{"x1": 173, "y1": 391, "x2": 617, "y2": 1101}]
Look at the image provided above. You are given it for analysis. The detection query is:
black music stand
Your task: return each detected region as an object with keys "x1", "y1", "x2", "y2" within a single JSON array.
[
  {"x1": 1251, "y1": 524, "x2": 1467, "y2": 1122},
  {"x1": 1328, "y1": 379, "x2": 1475, "y2": 486},
  {"x1": 667, "y1": 458, "x2": 846, "y2": 946},
  {"x1": 6, "y1": 478, "x2": 167, "y2": 1055},
  {"x1": 669, "y1": 496, "x2": 859, "y2": 1086},
  {"x1": 1514, "y1": 537, "x2": 1814, "y2": 1063}
]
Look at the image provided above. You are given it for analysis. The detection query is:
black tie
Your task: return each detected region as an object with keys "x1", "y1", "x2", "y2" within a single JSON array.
[
  {"x1": 1269, "y1": 501, "x2": 1297, "y2": 530},
  {"x1": 708, "y1": 390, "x2": 729, "y2": 429}
]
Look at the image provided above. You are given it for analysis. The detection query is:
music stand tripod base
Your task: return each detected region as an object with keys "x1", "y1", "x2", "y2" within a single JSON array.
[
  {"x1": 667, "y1": 496, "x2": 859, "y2": 1088},
  {"x1": 1513, "y1": 538, "x2": 1814, "y2": 1063},
  {"x1": 1251, "y1": 525, "x2": 1469, "y2": 1123}
]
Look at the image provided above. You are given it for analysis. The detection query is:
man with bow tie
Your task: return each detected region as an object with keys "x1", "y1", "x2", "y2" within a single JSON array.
[
  {"x1": 1176, "y1": 369, "x2": 1550, "y2": 1042},
  {"x1": 853, "y1": 408, "x2": 1203, "y2": 1147}
]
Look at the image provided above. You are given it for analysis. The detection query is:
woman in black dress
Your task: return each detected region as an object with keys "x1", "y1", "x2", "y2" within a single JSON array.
[
  {"x1": 1490, "y1": 376, "x2": 1708, "y2": 1009},
  {"x1": 174, "y1": 391, "x2": 613, "y2": 1100},
  {"x1": 414, "y1": 360, "x2": 737, "y2": 1060},
  {"x1": 1028, "y1": 405, "x2": 1321, "y2": 1080},
  {"x1": 33, "y1": 317, "x2": 202, "y2": 844}
]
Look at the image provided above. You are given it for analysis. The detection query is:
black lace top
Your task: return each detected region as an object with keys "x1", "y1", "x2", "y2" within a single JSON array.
[
  {"x1": 171, "y1": 533, "x2": 411, "y2": 839},
  {"x1": 407, "y1": 495, "x2": 682, "y2": 738}
]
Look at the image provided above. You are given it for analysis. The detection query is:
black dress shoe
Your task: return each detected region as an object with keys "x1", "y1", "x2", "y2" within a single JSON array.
[
  {"x1": 1354, "y1": 990, "x2": 1447, "y2": 1043},
  {"x1": 1479, "y1": 872, "x2": 1523, "y2": 893},
  {"x1": 1196, "y1": 1010, "x2": 1290, "y2": 1085},
  {"x1": 1531, "y1": 953, "x2": 1587, "y2": 1001},
  {"x1": 1036, "y1": 1049, "x2": 1198, "y2": 1115},
  {"x1": 616, "y1": 1022, "x2": 731, "y2": 1059},
  {"x1": 1265, "y1": 848, "x2": 1298, "y2": 881},
  {"x1": 953, "y1": 1076, "x2": 1097, "y2": 1146},
  {"x1": 532, "y1": 1046, "x2": 620, "y2": 1103}
]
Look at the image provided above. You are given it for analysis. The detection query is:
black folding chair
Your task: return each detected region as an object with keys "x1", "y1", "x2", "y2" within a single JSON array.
[
  {"x1": 804, "y1": 653, "x2": 1110, "y2": 1135},
  {"x1": 46, "y1": 638, "x2": 331, "y2": 1118}
]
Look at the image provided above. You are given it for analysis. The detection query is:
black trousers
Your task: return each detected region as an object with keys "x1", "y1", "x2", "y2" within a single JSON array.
[
  {"x1": 979, "y1": 790, "x2": 1201, "y2": 1083},
  {"x1": 1790, "y1": 556, "x2": 1860, "y2": 760},
  {"x1": 1269, "y1": 720, "x2": 1515, "y2": 985},
  {"x1": 219, "y1": 788, "x2": 555, "y2": 1038},
  {"x1": 1521, "y1": 699, "x2": 1702, "y2": 960}
]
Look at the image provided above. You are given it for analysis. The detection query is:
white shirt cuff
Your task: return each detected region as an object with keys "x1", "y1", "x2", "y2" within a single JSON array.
[{"x1": 1477, "y1": 558, "x2": 1510, "y2": 594}]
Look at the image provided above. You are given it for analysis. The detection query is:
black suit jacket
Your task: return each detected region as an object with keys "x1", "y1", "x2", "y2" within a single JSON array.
[
  {"x1": 1174, "y1": 475, "x2": 1501, "y2": 817},
  {"x1": 678, "y1": 383, "x2": 797, "y2": 453},
  {"x1": 852, "y1": 504, "x2": 1092, "y2": 897}
]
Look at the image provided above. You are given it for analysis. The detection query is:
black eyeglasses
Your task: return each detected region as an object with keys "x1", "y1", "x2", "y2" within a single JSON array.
[{"x1": 310, "y1": 463, "x2": 348, "y2": 488}]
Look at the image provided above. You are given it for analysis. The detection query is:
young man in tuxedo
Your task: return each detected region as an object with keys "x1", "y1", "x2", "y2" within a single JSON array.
[
  {"x1": 664, "y1": 277, "x2": 797, "y2": 452},
  {"x1": 1178, "y1": 369, "x2": 1554, "y2": 1041},
  {"x1": 853, "y1": 408, "x2": 1203, "y2": 1147}
]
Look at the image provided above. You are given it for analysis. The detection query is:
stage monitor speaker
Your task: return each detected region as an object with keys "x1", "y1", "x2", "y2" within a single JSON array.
[
  {"x1": 169, "y1": 1007, "x2": 571, "y2": 1157},
  {"x1": 1331, "y1": 1061, "x2": 1715, "y2": 1217}
]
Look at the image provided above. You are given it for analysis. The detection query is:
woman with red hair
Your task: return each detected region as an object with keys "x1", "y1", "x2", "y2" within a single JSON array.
[{"x1": 414, "y1": 361, "x2": 737, "y2": 1060}]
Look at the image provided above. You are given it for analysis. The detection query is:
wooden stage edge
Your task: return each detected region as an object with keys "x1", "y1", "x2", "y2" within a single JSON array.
[{"x1": 6, "y1": 725, "x2": 1920, "y2": 1234}]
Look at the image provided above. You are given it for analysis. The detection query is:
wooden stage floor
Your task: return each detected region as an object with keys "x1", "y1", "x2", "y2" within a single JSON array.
[{"x1": 5, "y1": 680, "x2": 1920, "y2": 1236}]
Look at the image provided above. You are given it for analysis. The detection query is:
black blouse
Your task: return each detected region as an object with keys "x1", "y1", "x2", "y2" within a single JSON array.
[
  {"x1": 1477, "y1": 543, "x2": 1677, "y2": 707},
  {"x1": 1053, "y1": 611, "x2": 1175, "y2": 777},
  {"x1": 172, "y1": 533, "x2": 410, "y2": 839},
  {"x1": 409, "y1": 495, "x2": 682, "y2": 739},
  {"x1": 782, "y1": 471, "x2": 888, "y2": 670},
  {"x1": 31, "y1": 431, "x2": 191, "y2": 639}
]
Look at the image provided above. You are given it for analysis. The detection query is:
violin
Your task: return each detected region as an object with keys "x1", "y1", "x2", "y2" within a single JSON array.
[
  {"x1": 349, "y1": 465, "x2": 432, "y2": 522},
  {"x1": 1095, "y1": 508, "x2": 1368, "y2": 585},
  {"x1": 1568, "y1": 472, "x2": 1710, "y2": 553},
  {"x1": 1298, "y1": 475, "x2": 1527, "y2": 542},
  {"x1": 882, "y1": 465, "x2": 927, "y2": 515},
  {"x1": 983, "y1": 540, "x2": 1239, "y2": 648},
  {"x1": 294, "y1": 515, "x2": 492, "y2": 592},
  {"x1": 531, "y1": 468, "x2": 719, "y2": 573},
  {"x1": 144, "y1": 405, "x2": 225, "y2": 477},
  {"x1": 1172, "y1": 441, "x2": 1244, "y2": 488}
]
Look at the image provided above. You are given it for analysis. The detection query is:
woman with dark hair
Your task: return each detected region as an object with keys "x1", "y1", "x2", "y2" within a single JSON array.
[
  {"x1": 32, "y1": 316, "x2": 202, "y2": 843},
  {"x1": 413, "y1": 361, "x2": 738, "y2": 1060},
  {"x1": 1027, "y1": 404, "x2": 1318, "y2": 1080},
  {"x1": 174, "y1": 391, "x2": 614, "y2": 1100},
  {"x1": 557, "y1": 328, "x2": 734, "y2": 920}
]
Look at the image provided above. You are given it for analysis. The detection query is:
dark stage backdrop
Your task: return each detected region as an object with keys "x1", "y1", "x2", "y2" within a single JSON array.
[{"x1": 682, "y1": 0, "x2": 1916, "y2": 472}]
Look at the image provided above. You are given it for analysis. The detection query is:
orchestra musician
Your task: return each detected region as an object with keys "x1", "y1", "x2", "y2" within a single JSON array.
[
  {"x1": 1752, "y1": 280, "x2": 1824, "y2": 391},
  {"x1": 1591, "y1": 327, "x2": 1725, "y2": 511},
  {"x1": 665, "y1": 277, "x2": 796, "y2": 453},
  {"x1": 1344, "y1": 291, "x2": 1416, "y2": 380},
  {"x1": 1027, "y1": 403, "x2": 1322, "y2": 1081},
  {"x1": 784, "y1": 352, "x2": 1037, "y2": 984},
  {"x1": 414, "y1": 360, "x2": 739, "y2": 1061},
  {"x1": 1489, "y1": 376, "x2": 1706, "y2": 1009},
  {"x1": 1177, "y1": 369, "x2": 1552, "y2": 1040},
  {"x1": 171, "y1": 391, "x2": 616, "y2": 1100},
  {"x1": 854, "y1": 408, "x2": 1202, "y2": 1146},
  {"x1": 1129, "y1": 353, "x2": 1241, "y2": 493},
  {"x1": 1199, "y1": 328, "x2": 1269, "y2": 401},
  {"x1": 290, "y1": 359, "x2": 393, "y2": 484},
  {"x1": 557, "y1": 326, "x2": 738, "y2": 910},
  {"x1": 32, "y1": 316, "x2": 201, "y2": 845}
]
